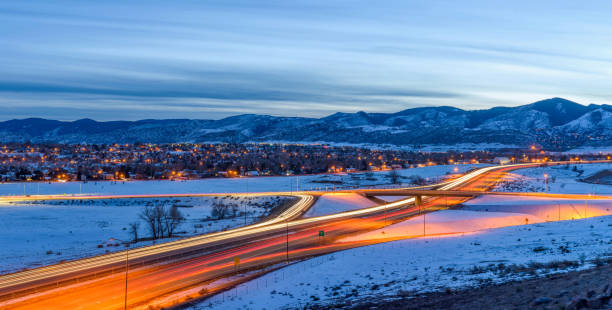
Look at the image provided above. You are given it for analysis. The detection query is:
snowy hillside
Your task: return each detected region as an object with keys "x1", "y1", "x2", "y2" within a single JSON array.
[
  {"x1": 193, "y1": 214, "x2": 612, "y2": 309},
  {"x1": 1, "y1": 98, "x2": 611, "y2": 149}
]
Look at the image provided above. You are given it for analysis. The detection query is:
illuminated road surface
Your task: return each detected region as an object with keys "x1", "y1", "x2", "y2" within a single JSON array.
[{"x1": 1, "y1": 162, "x2": 609, "y2": 309}]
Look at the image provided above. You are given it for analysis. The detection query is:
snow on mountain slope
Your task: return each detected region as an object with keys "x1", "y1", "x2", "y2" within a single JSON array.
[
  {"x1": 558, "y1": 108, "x2": 612, "y2": 132},
  {"x1": 0, "y1": 98, "x2": 609, "y2": 150}
]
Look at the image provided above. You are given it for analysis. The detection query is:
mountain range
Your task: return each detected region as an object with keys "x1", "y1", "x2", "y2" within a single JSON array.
[{"x1": 1, "y1": 97, "x2": 611, "y2": 150}]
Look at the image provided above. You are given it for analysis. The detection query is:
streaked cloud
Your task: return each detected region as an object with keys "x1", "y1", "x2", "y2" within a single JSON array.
[{"x1": 1, "y1": 0, "x2": 612, "y2": 120}]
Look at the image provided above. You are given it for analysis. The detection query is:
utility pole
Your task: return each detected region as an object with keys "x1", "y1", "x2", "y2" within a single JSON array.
[
  {"x1": 285, "y1": 221, "x2": 289, "y2": 264},
  {"x1": 124, "y1": 245, "x2": 129, "y2": 310},
  {"x1": 110, "y1": 237, "x2": 129, "y2": 310},
  {"x1": 384, "y1": 203, "x2": 387, "y2": 226},
  {"x1": 420, "y1": 204, "x2": 426, "y2": 236}
]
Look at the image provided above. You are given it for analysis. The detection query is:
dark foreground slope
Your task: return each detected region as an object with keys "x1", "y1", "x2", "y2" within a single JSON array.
[{"x1": 348, "y1": 262, "x2": 612, "y2": 310}]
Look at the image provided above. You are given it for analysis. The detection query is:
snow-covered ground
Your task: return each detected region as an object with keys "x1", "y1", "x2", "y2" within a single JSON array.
[
  {"x1": 493, "y1": 162, "x2": 612, "y2": 194},
  {"x1": 0, "y1": 196, "x2": 291, "y2": 274},
  {"x1": 304, "y1": 193, "x2": 378, "y2": 217},
  {"x1": 377, "y1": 196, "x2": 410, "y2": 202},
  {"x1": 182, "y1": 163, "x2": 612, "y2": 309},
  {"x1": 0, "y1": 164, "x2": 488, "y2": 196},
  {"x1": 463, "y1": 195, "x2": 612, "y2": 220},
  {"x1": 345, "y1": 196, "x2": 612, "y2": 242},
  {"x1": 193, "y1": 212, "x2": 612, "y2": 309},
  {"x1": 0, "y1": 164, "x2": 481, "y2": 275},
  {"x1": 560, "y1": 146, "x2": 612, "y2": 154}
]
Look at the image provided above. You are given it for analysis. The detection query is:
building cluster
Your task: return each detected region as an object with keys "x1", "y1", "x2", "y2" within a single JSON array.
[{"x1": 0, "y1": 143, "x2": 603, "y2": 182}]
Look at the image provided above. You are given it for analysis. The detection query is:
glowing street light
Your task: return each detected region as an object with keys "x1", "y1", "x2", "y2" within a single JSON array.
[{"x1": 543, "y1": 173, "x2": 548, "y2": 193}]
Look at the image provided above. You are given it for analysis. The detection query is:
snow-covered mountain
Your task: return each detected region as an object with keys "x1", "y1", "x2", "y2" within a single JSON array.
[{"x1": 1, "y1": 98, "x2": 611, "y2": 150}]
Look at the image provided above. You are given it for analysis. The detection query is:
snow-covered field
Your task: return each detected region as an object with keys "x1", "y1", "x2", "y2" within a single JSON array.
[
  {"x1": 493, "y1": 162, "x2": 612, "y2": 194},
  {"x1": 0, "y1": 164, "x2": 480, "y2": 275},
  {"x1": 0, "y1": 164, "x2": 488, "y2": 196},
  {"x1": 304, "y1": 193, "x2": 378, "y2": 217},
  {"x1": 181, "y1": 163, "x2": 612, "y2": 309},
  {"x1": 463, "y1": 195, "x2": 612, "y2": 220},
  {"x1": 0, "y1": 196, "x2": 291, "y2": 274},
  {"x1": 193, "y1": 213, "x2": 612, "y2": 309}
]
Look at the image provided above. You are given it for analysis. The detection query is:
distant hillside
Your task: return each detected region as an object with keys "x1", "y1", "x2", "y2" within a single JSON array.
[{"x1": 1, "y1": 97, "x2": 611, "y2": 150}]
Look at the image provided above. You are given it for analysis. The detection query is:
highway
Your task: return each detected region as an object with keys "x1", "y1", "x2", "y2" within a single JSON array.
[{"x1": 0, "y1": 162, "x2": 605, "y2": 309}]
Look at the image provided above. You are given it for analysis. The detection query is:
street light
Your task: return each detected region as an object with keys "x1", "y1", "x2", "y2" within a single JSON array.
[
  {"x1": 543, "y1": 174, "x2": 548, "y2": 193},
  {"x1": 285, "y1": 220, "x2": 289, "y2": 264},
  {"x1": 109, "y1": 237, "x2": 130, "y2": 310}
]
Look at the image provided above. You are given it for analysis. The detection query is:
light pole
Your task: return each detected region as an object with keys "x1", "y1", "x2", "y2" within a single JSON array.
[
  {"x1": 423, "y1": 207, "x2": 426, "y2": 236},
  {"x1": 543, "y1": 174, "x2": 548, "y2": 193},
  {"x1": 384, "y1": 203, "x2": 387, "y2": 226},
  {"x1": 285, "y1": 220, "x2": 289, "y2": 264},
  {"x1": 110, "y1": 237, "x2": 130, "y2": 310},
  {"x1": 123, "y1": 244, "x2": 128, "y2": 310},
  {"x1": 585, "y1": 194, "x2": 590, "y2": 218}
]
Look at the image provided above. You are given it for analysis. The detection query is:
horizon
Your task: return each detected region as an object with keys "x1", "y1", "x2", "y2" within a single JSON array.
[
  {"x1": 3, "y1": 1, "x2": 612, "y2": 120},
  {"x1": 0, "y1": 96, "x2": 599, "y2": 122}
]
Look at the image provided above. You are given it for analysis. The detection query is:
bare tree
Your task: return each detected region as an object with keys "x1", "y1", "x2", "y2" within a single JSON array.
[
  {"x1": 153, "y1": 205, "x2": 165, "y2": 239},
  {"x1": 140, "y1": 205, "x2": 185, "y2": 239},
  {"x1": 409, "y1": 175, "x2": 426, "y2": 185},
  {"x1": 387, "y1": 170, "x2": 401, "y2": 184},
  {"x1": 211, "y1": 201, "x2": 229, "y2": 219},
  {"x1": 164, "y1": 205, "x2": 185, "y2": 237},
  {"x1": 129, "y1": 222, "x2": 140, "y2": 243},
  {"x1": 139, "y1": 205, "x2": 166, "y2": 240},
  {"x1": 140, "y1": 206, "x2": 158, "y2": 239}
]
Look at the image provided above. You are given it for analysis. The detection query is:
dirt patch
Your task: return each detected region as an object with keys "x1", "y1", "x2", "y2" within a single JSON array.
[
  {"x1": 582, "y1": 169, "x2": 612, "y2": 185},
  {"x1": 347, "y1": 263, "x2": 612, "y2": 310}
]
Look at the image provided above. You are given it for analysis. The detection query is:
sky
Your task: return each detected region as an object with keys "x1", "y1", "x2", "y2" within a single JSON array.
[{"x1": 2, "y1": 0, "x2": 612, "y2": 121}]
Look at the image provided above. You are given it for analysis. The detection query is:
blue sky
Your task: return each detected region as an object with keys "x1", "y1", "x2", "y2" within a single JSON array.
[{"x1": 2, "y1": 1, "x2": 612, "y2": 120}]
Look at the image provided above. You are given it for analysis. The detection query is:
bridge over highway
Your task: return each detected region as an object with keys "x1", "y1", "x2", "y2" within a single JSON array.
[{"x1": 355, "y1": 189, "x2": 612, "y2": 205}]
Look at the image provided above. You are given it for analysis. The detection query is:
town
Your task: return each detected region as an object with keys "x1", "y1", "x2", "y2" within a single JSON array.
[{"x1": 0, "y1": 142, "x2": 603, "y2": 182}]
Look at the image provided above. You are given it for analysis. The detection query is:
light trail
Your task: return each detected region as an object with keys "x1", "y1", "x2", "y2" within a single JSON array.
[{"x1": 1, "y1": 161, "x2": 609, "y2": 309}]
